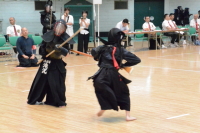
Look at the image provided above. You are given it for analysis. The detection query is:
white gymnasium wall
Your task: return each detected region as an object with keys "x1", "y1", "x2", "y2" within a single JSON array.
[
  {"x1": 0, "y1": 0, "x2": 134, "y2": 34},
  {"x1": 164, "y1": 0, "x2": 200, "y2": 18},
  {"x1": 2, "y1": 0, "x2": 199, "y2": 34},
  {"x1": 0, "y1": 0, "x2": 67, "y2": 35},
  {"x1": 93, "y1": 0, "x2": 134, "y2": 32}
]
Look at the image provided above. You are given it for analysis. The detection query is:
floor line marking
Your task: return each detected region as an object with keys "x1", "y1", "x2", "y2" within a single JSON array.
[
  {"x1": 166, "y1": 114, "x2": 190, "y2": 119},
  {"x1": 22, "y1": 90, "x2": 29, "y2": 92},
  {"x1": 148, "y1": 57, "x2": 200, "y2": 62},
  {"x1": 149, "y1": 52, "x2": 199, "y2": 58},
  {"x1": 0, "y1": 63, "x2": 97, "y2": 74},
  {"x1": 137, "y1": 65, "x2": 200, "y2": 72},
  {"x1": 0, "y1": 69, "x2": 37, "y2": 75},
  {"x1": 67, "y1": 63, "x2": 97, "y2": 67}
]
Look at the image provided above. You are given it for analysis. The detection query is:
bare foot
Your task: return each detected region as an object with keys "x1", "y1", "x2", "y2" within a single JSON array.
[
  {"x1": 126, "y1": 116, "x2": 137, "y2": 121},
  {"x1": 97, "y1": 110, "x2": 105, "y2": 117},
  {"x1": 125, "y1": 111, "x2": 136, "y2": 121}
]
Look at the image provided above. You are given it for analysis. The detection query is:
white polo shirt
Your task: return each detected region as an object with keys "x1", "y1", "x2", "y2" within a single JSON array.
[
  {"x1": 116, "y1": 21, "x2": 129, "y2": 31},
  {"x1": 79, "y1": 18, "x2": 90, "y2": 35},
  {"x1": 61, "y1": 14, "x2": 74, "y2": 28},
  {"x1": 162, "y1": 20, "x2": 171, "y2": 31},
  {"x1": 142, "y1": 22, "x2": 156, "y2": 31},
  {"x1": 190, "y1": 19, "x2": 200, "y2": 29},
  {"x1": 6, "y1": 24, "x2": 21, "y2": 36}
]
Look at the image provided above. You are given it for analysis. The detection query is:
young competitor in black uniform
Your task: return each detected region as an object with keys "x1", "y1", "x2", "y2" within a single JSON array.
[
  {"x1": 89, "y1": 28, "x2": 141, "y2": 121},
  {"x1": 27, "y1": 19, "x2": 75, "y2": 107}
]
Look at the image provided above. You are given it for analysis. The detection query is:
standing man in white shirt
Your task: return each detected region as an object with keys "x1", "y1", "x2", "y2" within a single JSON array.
[
  {"x1": 190, "y1": 14, "x2": 200, "y2": 42},
  {"x1": 6, "y1": 17, "x2": 21, "y2": 53},
  {"x1": 169, "y1": 13, "x2": 185, "y2": 45},
  {"x1": 142, "y1": 16, "x2": 166, "y2": 49},
  {"x1": 116, "y1": 19, "x2": 132, "y2": 48},
  {"x1": 162, "y1": 14, "x2": 179, "y2": 47},
  {"x1": 61, "y1": 7, "x2": 75, "y2": 54}
]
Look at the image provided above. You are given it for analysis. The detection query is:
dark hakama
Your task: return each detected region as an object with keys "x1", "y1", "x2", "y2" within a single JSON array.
[
  {"x1": 27, "y1": 58, "x2": 67, "y2": 107},
  {"x1": 27, "y1": 28, "x2": 74, "y2": 107},
  {"x1": 93, "y1": 68, "x2": 131, "y2": 111},
  {"x1": 90, "y1": 47, "x2": 140, "y2": 111}
]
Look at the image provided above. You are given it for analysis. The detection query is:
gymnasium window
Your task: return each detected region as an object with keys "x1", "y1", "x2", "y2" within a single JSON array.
[
  {"x1": 35, "y1": 1, "x2": 46, "y2": 10},
  {"x1": 114, "y1": 1, "x2": 128, "y2": 10}
]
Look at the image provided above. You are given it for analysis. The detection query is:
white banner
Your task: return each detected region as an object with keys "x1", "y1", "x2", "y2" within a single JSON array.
[{"x1": 93, "y1": 0, "x2": 102, "y2": 4}]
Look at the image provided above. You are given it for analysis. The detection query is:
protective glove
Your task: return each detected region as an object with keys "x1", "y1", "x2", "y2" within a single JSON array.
[{"x1": 55, "y1": 44, "x2": 69, "y2": 56}]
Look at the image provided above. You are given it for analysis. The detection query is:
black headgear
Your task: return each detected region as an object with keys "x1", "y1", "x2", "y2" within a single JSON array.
[
  {"x1": 46, "y1": 0, "x2": 52, "y2": 7},
  {"x1": 45, "y1": 0, "x2": 52, "y2": 12},
  {"x1": 97, "y1": 28, "x2": 125, "y2": 68},
  {"x1": 53, "y1": 19, "x2": 67, "y2": 36},
  {"x1": 177, "y1": 6, "x2": 182, "y2": 10},
  {"x1": 108, "y1": 28, "x2": 125, "y2": 46},
  {"x1": 184, "y1": 8, "x2": 189, "y2": 13}
]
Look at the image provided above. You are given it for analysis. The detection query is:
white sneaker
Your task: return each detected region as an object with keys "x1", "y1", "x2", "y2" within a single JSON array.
[
  {"x1": 174, "y1": 42, "x2": 179, "y2": 47},
  {"x1": 162, "y1": 45, "x2": 167, "y2": 49},
  {"x1": 169, "y1": 43, "x2": 176, "y2": 48},
  {"x1": 183, "y1": 40, "x2": 187, "y2": 45}
]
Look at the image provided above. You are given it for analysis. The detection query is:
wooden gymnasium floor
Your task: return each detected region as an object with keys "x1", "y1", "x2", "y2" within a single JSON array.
[{"x1": 1, "y1": 42, "x2": 200, "y2": 133}]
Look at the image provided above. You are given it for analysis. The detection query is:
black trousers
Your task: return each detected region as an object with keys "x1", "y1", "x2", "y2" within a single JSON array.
[
  {"x1": 178, "y1": 33, "x2": 184, "y2": 41},
  {"x1": 164, "y1": 32, "x2": 180, "y2": 44},
  {"x1": 18, "y1": 54, "x2": 38, "y2": 67},
  {"x1": 183, "y1": 33, "x2": 187, "y2": 40},
  {"x1": 191, "y1": 36, "x2": 197, "y2": 42},
  {"x1": 13, "y1": 47, "x2": 17, "y2": 54},
  {"x1": 70, "y1": 44, "x2": 73, "y2": 50},
  {"x1": 144, "y1": 34, "x2": 163, "y2": 45},
  {"x1": 78, "y1": 33, "x2": 90, "y2": 53}
]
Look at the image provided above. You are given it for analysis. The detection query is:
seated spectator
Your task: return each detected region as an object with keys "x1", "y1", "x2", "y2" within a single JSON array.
[
  {"x1": 190, "y1": 14, "x2": 200, "y2": 43},
  {"x1": 6, "y1": 17, "x2": 21, "y2": 54},
  {"x1": 169, "y1": 13, "x2": 185, "y2": 45},
  {"x1": 116, "y1": 19, "x2": 132, "y2": 48},
  {"x1": 142, "y1": 16, "x2": 166, "y2": 49},
  {"x1": 162, "y1": 14, "x2": 179, "y2": 47},
  {"x1": 16, "y1": 27, "x2": 38, "y2": 67}
]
